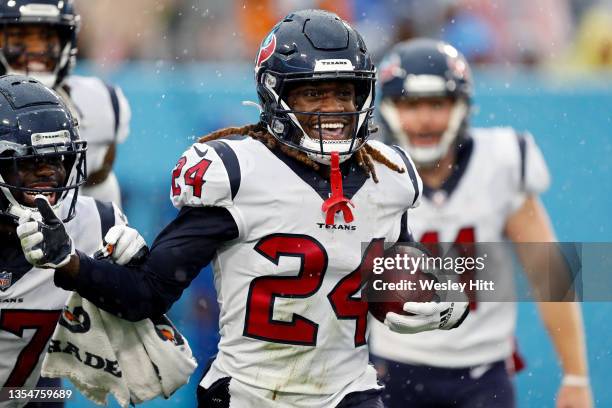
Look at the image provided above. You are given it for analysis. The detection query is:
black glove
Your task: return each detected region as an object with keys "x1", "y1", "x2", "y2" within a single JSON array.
[{"x1": 16, "y1": 195, "x2": 74, "y2": 268}]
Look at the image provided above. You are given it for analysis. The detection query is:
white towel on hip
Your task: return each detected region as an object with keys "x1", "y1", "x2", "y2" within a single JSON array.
[{"x1": 41, "y1": 292, "x2": 197, "y2": 407}]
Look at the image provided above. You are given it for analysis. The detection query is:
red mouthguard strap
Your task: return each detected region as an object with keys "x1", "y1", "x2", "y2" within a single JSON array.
[{"x1": 321, "y1": 151, "x2": 355, "y2": 225}]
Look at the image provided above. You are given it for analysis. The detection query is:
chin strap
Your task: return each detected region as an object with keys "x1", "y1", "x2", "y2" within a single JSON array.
[{"x1": 321, "y1": 151, "x2": 355, "y2": 225}]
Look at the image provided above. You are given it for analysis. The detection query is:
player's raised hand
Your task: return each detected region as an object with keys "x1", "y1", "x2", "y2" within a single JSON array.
[
  {"x1": 94, "y1": 224, "x2": 149, "y2": 266},
  {"x1": 384, "y1": 301, "x2": 469, "y2": 334},
  {"x1": 16, "y1": 195, "x2": 74, "y2": 268}
]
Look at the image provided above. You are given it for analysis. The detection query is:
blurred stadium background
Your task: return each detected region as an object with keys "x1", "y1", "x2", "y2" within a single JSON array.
[{"x1": 66, "y1": 0, "x2": 611, "y2": 406}]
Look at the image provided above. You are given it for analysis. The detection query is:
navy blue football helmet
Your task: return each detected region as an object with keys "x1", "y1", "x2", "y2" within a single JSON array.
[
  {"x1": 0, "y1": 74, "x2": 86, "y2": 222},
  {"x1": 0, "y1": 0, "x2": 80, "y2": 88},
  {"x1": 255, "y1": 9, "x2": 376, "y2": 164},
  {"x1": 378, "y1": 38, "x2": 472, "y2": 166}
]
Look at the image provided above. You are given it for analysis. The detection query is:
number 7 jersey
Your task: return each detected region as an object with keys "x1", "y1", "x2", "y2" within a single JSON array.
[
  {"x1": 0, "y1": 197, "x2": 126, "y2": 408},
  {"x1": 170, "y1": 136, "x2": 421, "y2": 404}
]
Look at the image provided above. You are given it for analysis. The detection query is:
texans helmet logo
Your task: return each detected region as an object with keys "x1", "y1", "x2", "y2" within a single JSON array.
[
  {"x1": 378, "y1": 53, "x2": 404, "y2": 84},
  {"x1": 447, "y1": 55, "x2": 470, "y2": 81},
  {"x1": 255, "y1": 30, "x2": 277, "y2": 71}
]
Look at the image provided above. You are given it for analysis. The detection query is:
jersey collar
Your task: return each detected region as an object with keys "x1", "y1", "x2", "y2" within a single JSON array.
[{"x1": 270, "y1": 145, "x2": 369, "y2": 201}]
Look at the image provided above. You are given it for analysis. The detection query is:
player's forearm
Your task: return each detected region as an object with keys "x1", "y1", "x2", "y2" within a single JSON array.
[
  {"x1": 537, "y1": 302, "x2": 589, "y2": 376},
  {"x1": 507, "y1": 197, "x2": 575, "y2": 301},
  {"x1": 56, "y1": 253, "x2": 80, "y2": 278},
  {"x1": 54, "y1": 206, "x2": 237, "y2": 320},
  {"x1": 517, "y1": 245, "x2": 576, "y2": 302},
  {"x1": 55, "y1": 250, "x2": 171, "y2": 321}
]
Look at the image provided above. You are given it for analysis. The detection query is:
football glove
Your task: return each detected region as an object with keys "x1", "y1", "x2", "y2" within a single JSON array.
[
  {"x1": 94, "y1": 224, "x2": 149, "y2": 266},
  {"x1": 384, "y1": 301, "x2": 469, "y2": 334},
  {"x1": 17, "y1": 195, "x2": 74, "y2": 269}
]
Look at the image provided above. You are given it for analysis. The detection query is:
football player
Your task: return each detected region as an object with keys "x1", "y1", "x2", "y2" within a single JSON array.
[
  {"x1": 17, "y1": 11, "x2": 468, "y2": 408},
  {"x1": 0, "y1": 75, "x2": 142, "y2": 408},
  {"x1": 369, "y1": 38, "x2": 592, "y2": 408},
  {"x1": 0, "y1": 0, "x2": 130, "y2": 206}
]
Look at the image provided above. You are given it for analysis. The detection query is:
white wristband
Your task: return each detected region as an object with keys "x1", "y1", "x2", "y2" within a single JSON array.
[{"x1": 562, "y1": 374, "x2": 589, "y2": 387}]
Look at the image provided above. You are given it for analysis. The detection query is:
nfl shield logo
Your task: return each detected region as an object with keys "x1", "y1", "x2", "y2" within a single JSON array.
[{"x1": 0, "y1": 271, "x2": 12, "y2": 291}]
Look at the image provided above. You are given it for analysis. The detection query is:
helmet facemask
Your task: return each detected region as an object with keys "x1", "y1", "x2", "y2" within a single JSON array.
[
  {"x1": 253, "y1": 10, "x2": 377, "y2": 166},
  {"x1": 378, "y1": 39, "x2": 473, "y2": 168},
  {"x1": 0, "y1": 23, "x2": 73, "y2": 88},
  {"x1": 0, "y1": 137, "x2": 86, "y2": 223},
  {"x1": 260, "y1": 71, "x2": 375, "y2": 165},
  {"x1": 380, "y1": 96, "x2": 468, "y2": 168}
]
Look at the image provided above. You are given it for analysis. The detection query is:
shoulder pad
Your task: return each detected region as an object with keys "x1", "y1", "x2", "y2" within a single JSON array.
[
  {"x1": 367, "y1": 140, "x2": 422, "y2": 208},
  {"x1": 472, "y1": 127, "x2": 550, "y2": 195},
  {"x1": 65, "y1": 75, "x2": 131, "y2": 143},
  {"x1": 515, "y1": 131, "x2": 550, "y2": 195},
  {"x1": 108, "y1": 84, "x2": 131, "y2": 144},
  {"x1": 170, "y1": 140, "x2": 241, "y2": 209}
]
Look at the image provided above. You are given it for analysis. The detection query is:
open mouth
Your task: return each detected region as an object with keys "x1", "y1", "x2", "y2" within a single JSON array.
[
  {"x1": 21, "y1": 183, "x2": 58, "y2": 207},
  {"x1": 311, "y1": 121, "x2": 350, "y2": 140},
  {"x1": 25, "y1": 60, "x2": 50, "y2": 72},
  {"x1": 410, "y1": 132, "x2": 443, "y2": 147},
  {"x1": 9, "y1": 56, "x2": 53, "y2": 73}
]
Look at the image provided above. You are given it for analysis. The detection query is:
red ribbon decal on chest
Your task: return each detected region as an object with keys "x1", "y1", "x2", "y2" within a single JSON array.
[{"x1": 321, "y1": 151, "x2": 355, "y2": 225}]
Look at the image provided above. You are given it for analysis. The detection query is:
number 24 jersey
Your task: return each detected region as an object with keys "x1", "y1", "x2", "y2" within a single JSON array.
[{"x1": 170, "y1": 136, "x2": 421, "y2": 402}]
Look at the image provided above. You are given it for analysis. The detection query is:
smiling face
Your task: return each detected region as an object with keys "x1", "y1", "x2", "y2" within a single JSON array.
[
  {"x1": 286, "y1": 81, "x2": 357, "y2": 141},
  {"x1": 0, "y1": 155, "x2": 67, "y2": 207},
  {"x1": 0, "y1": 24, "x2": 62, "y2": 74},
  {"x1": 394, "y1": 96, "x2": 454, "y2": 149}
]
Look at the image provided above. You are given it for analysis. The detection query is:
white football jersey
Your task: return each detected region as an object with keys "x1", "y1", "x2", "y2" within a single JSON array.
[
  {"x1": 0, "y1": 196, "x2": 126, "y2": 407},
  {"x1": 59, "y1": 75, "x2": 131, "y2": 206},
  {"x1": 369, "y1": 128, "x2": 550, "y2": 368},
  {"x1": 171, "y1": 137, "x2": 421, "y2": 406}
]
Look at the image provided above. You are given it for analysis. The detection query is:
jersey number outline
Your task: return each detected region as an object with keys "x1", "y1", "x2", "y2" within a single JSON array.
[
  {"x1": 0, "y1": 309, "x2": 61, "y2": 388},
  {"x1": 171, "y1": 156, "x2": 212, "y2": 198},
  {"x1": 244, "y1": 234, "x2": 384, "y2": 347},
  {"x1": 420, "y1": 227, "x2": 478, "y2": 309}
]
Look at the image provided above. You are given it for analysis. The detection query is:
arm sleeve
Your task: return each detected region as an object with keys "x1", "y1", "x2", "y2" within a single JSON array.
[{"x1": 54, "y1": 206, "x2": 239, "y2": 321}]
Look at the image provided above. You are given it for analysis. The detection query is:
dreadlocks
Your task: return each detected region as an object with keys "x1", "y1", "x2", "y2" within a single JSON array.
[{"x1": 198, "y1": 123, "x2": 405, "y2": 182}]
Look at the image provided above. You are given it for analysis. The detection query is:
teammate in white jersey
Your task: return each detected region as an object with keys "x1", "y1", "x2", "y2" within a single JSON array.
[
  {"x1": 0, "y1": 75, "x2": 141, "y2": 408},
  {"x1": 0, "y1": 0, "x2": 131, "y2": 206},
  {"x1": 370, "y1": 38, "x2": 592, "y2": 408},
  {"x1": 19, "y1": 11, "x2": 468, "y2": 408}
]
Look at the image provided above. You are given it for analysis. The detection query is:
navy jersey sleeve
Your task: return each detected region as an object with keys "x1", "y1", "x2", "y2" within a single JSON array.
[{"x1": 54, "y1": 206, "x2": 239, "y2": 321}]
